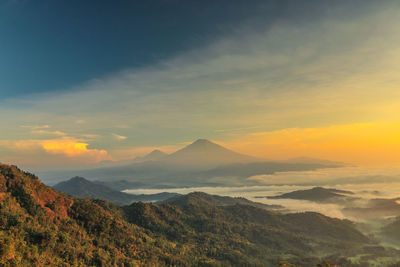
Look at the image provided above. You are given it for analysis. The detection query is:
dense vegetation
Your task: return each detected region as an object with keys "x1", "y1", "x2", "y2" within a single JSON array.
[
  {"x1": 0, "y1": 164, "x2": 186, "y2": 266},
  {"x1": 0, "y1": 163, "x2": 399, "y2": 266}
]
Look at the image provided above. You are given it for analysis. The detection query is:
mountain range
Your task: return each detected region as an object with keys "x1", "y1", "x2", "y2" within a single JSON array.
[
  {"x1": 40, "y1": 139, "x2": 342, "y2": 188},
  {"x1": 2, "y1": 163, "x2": 396, "y2": 266}
]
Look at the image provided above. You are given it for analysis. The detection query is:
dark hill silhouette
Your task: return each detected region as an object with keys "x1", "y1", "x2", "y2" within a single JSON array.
[
  {"x1": 267, "y1": 187, "x2": 355, "y2": 203},
  {"x1": 53, "y1": 176, "x2": 178, "y2": 205},
  {"x1": 159, "y1": 191, "x2": 283, "y2": 210}
]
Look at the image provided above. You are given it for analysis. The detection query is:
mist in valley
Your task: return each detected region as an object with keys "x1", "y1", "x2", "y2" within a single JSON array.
[{"x1": 123, "y1": 166, "x2": 400, "y2": 249}]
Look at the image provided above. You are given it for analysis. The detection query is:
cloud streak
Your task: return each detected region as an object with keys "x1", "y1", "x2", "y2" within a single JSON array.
[{"x1": 112, "y1": 133, "x2": 127, "y2": 141}]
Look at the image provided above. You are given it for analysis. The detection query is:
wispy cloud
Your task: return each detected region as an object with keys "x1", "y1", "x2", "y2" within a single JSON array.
[
  {"x1": 20, "y1": 125, "x2": 50, "y2": 129},
  {"x1": 31, "y1": 129, "x2": 66, "y2": 136},
  {"x1": 112, "y1": 133, "x2": 127, "y2": 141}
]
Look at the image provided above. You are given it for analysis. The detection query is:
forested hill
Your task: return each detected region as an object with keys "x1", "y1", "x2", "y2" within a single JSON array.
[
  {"x1": 0, "y1": 163, "x2": 392, "y2": 266},
  {"x1": 0, "y1": 164, "x2": 186, "y2": 266}
]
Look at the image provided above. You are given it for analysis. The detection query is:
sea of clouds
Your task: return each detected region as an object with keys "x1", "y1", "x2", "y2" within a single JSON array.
[{"x1": 124, "y1": 167, "x2": 400, "y2": 220}]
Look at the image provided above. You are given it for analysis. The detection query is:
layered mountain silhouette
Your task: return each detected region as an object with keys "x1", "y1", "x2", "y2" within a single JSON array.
[
  {"x1": 53, "y1": 176, "x2": 178, "y2": 205},
  {"x1": 0, "y1": 163, "x2": 398, "y2": 266},
  {"x1": 131, "y1": 139, "x2": 255, "y2": 167},
  {"x1": 40, "y1": 139, "x2": 343, "y2": 188}
]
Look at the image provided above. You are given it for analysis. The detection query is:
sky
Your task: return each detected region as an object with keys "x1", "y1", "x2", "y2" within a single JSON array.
[{"x1": 1, "y1": 0, "x2": 400, "y2": 171}]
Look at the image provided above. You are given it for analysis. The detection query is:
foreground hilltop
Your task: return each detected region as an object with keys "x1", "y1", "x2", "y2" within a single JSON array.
[
  {"x1": 0, "y1": 164, "x2": 179, "y2": 266},
  {"x1": 0, "y1": 163, "x2": 396, "y2": 266}
]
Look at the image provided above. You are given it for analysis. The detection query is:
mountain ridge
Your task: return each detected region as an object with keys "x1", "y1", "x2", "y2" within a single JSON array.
[
  {"x1": 53, "y1": 176, "x2": 178, "y2": 205},
  {"x1": 37, "y1": 139, "x2": 343, "y2": 187},
  {"x1": 0, "y1": 163, "x2": 397, "y2": 266}
]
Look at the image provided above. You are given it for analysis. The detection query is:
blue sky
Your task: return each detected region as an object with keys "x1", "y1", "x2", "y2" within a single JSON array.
[
  {"x1": 0, "y1": 0, "x2": 373, "y2": 97},
  {"x1": 1, "y1": 0, "x2": 400, "y2": 170},
  {"x1": 1, "y1": 0, "x2": 285, "y2": 97}
]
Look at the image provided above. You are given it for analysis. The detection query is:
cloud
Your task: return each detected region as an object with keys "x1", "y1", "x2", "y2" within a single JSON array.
[
  {"x1": 31, "y1": 129, "x2": 66, "y2": 136},
  {"x1": 80, "y1": 134, "x2": 99, "y2": 139},
  {"x1": 40, "y1": 138, "x2": 108, "y2": 159},
  {"x1": 20, "y1": 125, "x2": 66, "y2": 136},
  {"x1": 0, "y1": 138, "x2": 111, "y2": 170},
  {"x1": 245, "y1": 166, "x2": 400, "y2": 185},
  {"x1": 21, "y1": 125, "x2": 50, "y2": 129},
  {"x1": 112, "y1": 133, "x2": 127, "y2": 141}
]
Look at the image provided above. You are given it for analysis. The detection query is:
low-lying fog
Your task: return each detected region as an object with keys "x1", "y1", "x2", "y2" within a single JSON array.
[{"x1": 124, "y1": 167, "x2": 400, "y2": 222}]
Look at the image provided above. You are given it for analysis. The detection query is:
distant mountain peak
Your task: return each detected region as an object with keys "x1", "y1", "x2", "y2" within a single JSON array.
[
  {"x1": 164, "y1": 139, "x2": 257, "y2": 168},
  {"x1": 69, "y1": 176, "x2": 88, "y2": 182},
  {"x1": 192, "y1": 138, "x2": 212, "y2": 145},
  {"x1": 133, "y1": 149, "x2": 168, "y2": 162},
  {"x1": 63, "y1": 176, "x2": 95, "y2": 187},
  {"x1": 147, "y1": 149, "x2": 167, "y2": 156},
  {"x1": 185, "y1": 139, "x2": 224, "y2": 150}
]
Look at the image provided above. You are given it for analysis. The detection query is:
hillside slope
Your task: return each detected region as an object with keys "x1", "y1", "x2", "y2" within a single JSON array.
[
  {"x1": 0, "y1": 163, "x2": 394, "y2": 266},
  {"x1": 0, "y1": 164, "x2": 192, "y2": 266}
]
